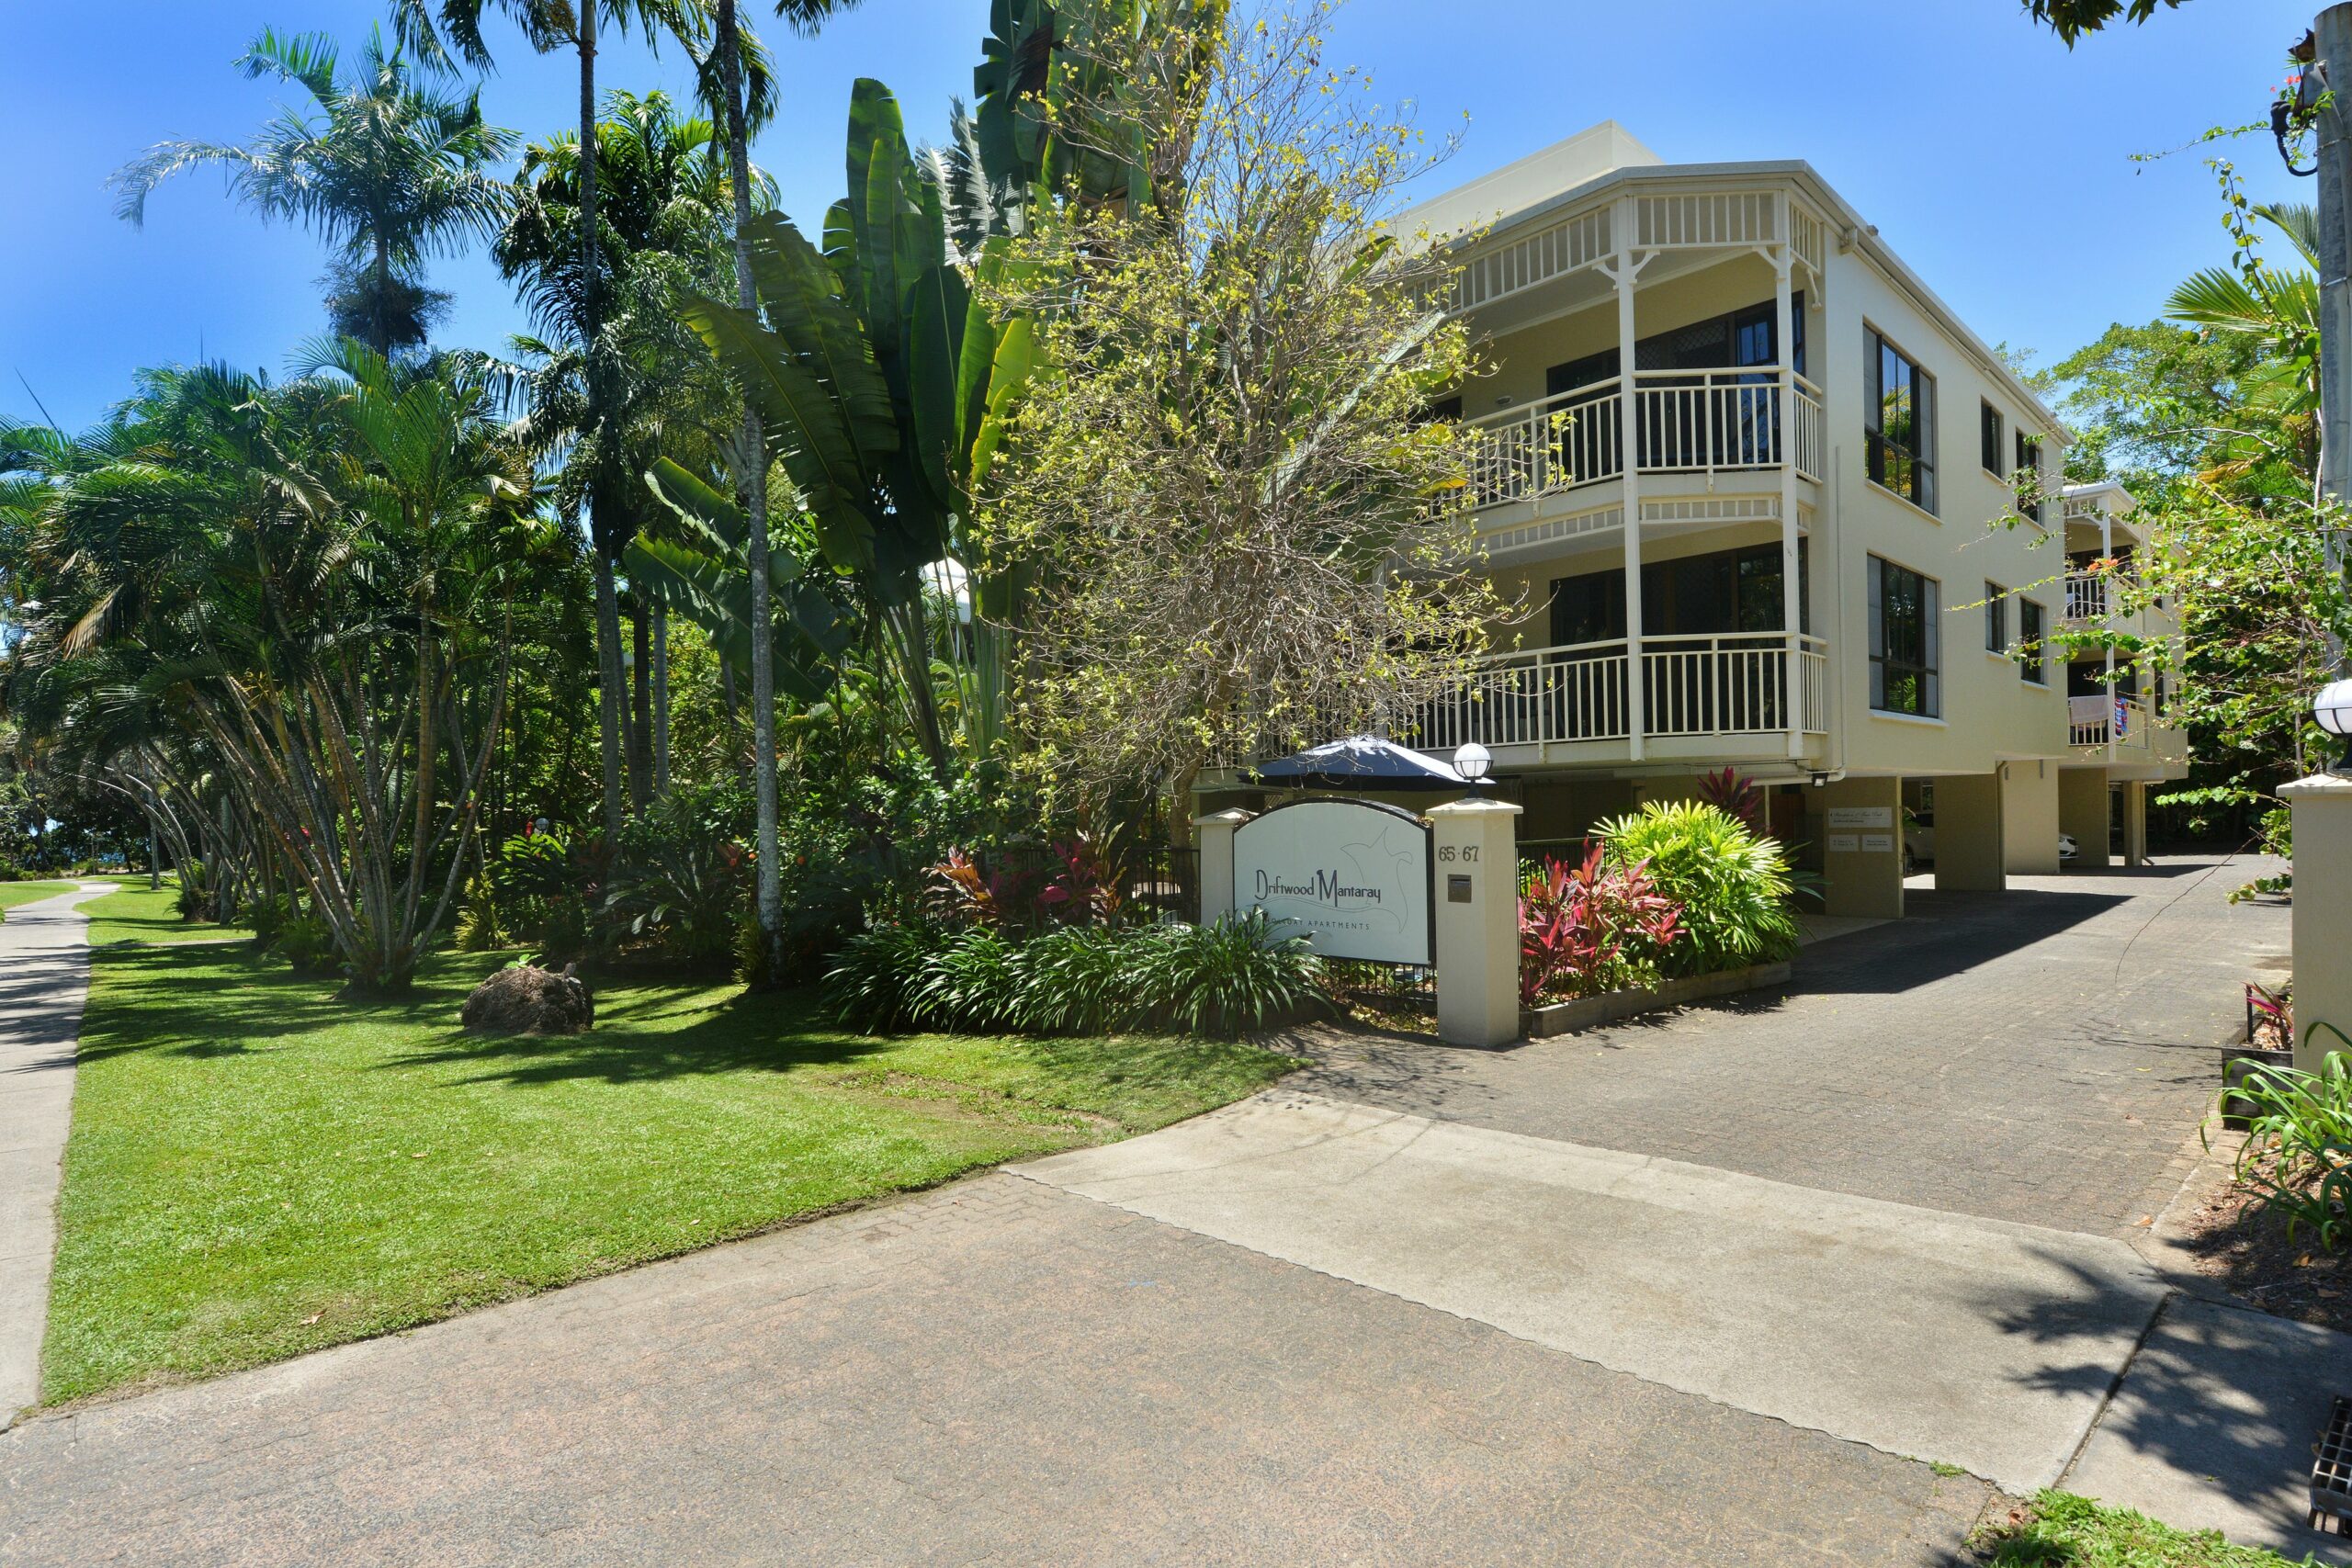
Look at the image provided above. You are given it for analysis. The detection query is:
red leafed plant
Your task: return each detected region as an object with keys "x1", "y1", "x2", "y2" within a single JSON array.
[
  {"x1": 1035, "y1": 830, "x2": 1125, "y2": 926},
  {"x1": 927, "y1": 848, "x2": 1026, "y2": 928},
  {"x1": 1519, "y1": 843, "x2": 1682, "y2": 1006},
  {"x1": 1696, "y1": 766, "x2": 1767, "y2": 834},
  {"x1": 928, "y1": 830, "x2": 1124, "y2": 931}
]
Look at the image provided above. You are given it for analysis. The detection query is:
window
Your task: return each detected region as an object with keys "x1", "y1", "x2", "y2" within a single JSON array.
[
  {"x1": 1981, "y1": 401, "x2": 2005, "y2": 475},
  {"x1": 1984, "y1": 581, "x2": 2007, "y2": 654},
  {"x1": 1548, "y1": 540, "x2": 1810, "y2": 646},
  {"x1": 2015, "y1": 430, "x2": 2042, "y2": 524},
  {"x1": 1868, "y1": 556, "x2": 1939, "y2": 716},
  {"x1": 1544, "y1": 292, "x2": 1808, "y2": 396},
  {"x1": 1866, "y1": 329, "x2": 1936, "y2": 513},
  {"x1": 2018, "y1": 599, "x2": 2047, "y2": 684}
]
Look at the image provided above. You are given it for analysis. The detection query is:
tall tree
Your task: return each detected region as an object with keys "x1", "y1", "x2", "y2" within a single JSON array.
[
  {"x1": 395, "y1": 0, "x2": 698, "y2": 837},
  {"x1": 701, "y1": 0, "x2": 858, "y2": 982},
  {"x1": 489, "y1": 88, "x2": 740, "y2": 808},
  {"x1": 111, "y1": 26, "x2": 515, "y2": 356},
  {"x1": 977, "y1": 6, "x2": 1505, "y2": 817}
]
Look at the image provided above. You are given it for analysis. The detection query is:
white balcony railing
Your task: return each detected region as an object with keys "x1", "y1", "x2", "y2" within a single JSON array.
[
  {"x1": 2069, "y1": 694, "x2": 2151, "y2": 749},
  {"x1": 1410, "y1": 633, "x2": 1830, "y2": 751},
  {"x1": 2064, "y1": 570, "x2": 2110, "y2": 622},
  {"x1": 1463, "y1": 370, "x2": 1825, "y2": 510}
]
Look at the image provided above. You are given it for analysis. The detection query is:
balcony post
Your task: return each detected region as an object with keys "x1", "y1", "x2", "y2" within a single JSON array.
[
  {"x1": 1775, "y1": 217, "x2": 1803, "y2": 759},
  {"x1": 1611, "y1": 197, "x2": 1645, "y2": 762},
  {"x1": 2101, "y1": 506, "x2": 2116, "y2": 762}
]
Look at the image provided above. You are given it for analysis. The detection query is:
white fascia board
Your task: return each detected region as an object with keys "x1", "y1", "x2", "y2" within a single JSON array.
[{"x1": 1443, "y1": 158, "x2": 2069, "y2": 444}]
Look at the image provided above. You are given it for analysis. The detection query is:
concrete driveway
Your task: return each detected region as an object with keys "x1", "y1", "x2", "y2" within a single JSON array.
[{"x1": 0, "y1": 854, "x2": 2313, "y2": 1565}]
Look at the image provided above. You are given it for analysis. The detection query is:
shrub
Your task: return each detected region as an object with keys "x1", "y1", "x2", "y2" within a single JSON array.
[
  {"x1": 824, "y1": 921, "x2": 938, "y2": 1032},
  {"x1": 910, "y1": 923, "x2": 1023, "y2": 1032},
  {"x1": 1012, "y1": 923, "x2": 1132, "y2": 1033},
  {"x1": 603, "y1": 838, "x2": 750, "y2": 969},
  {"x1": 824, "y1": 911, "x2": 1322, "y2": 1038},
  {"x1": 174, "y1": 857, "x2": 211, "y2": 920},
  {"x1": 1594, "y1": 800, "x2": 1800, "y2": 976},
  {"x1": 1125, "y1": 912, "x2": 1324, "y2": 1037},
  {"x1": 490, "y1": 826, "x2": 611, "y2": 967},
  {"x1": 1519, "y1": 844, "x2": 1680, "y2": 1005},
  {"x1": 241, "y1": 893, "x2": 295, "y2": 947},
  {"x1": 2222, "y1": 1032, "x2": 2352, "y2": 1253},
  {"x1": 276, "y1": 914, "x2": 338, "y2": 975}
]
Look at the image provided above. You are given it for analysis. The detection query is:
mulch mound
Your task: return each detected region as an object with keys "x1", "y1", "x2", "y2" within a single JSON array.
[{"x1": 459, "y1": 964, "x2": 594, "y2": 1036}]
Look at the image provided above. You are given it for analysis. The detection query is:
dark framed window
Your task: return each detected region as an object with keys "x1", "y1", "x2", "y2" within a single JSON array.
[
  {"x1": 1544, "y1": 292, "x2": 1808, "y2": 396},
  {"x1": 2018, "y1": 599, "x2": 2047, "y2": 684},
  {"x1": 2015, "y1": 430, "x2": 2042, "y2": 523},
  {"x1": 1981, "y1": 400, "x2": 2005, "y2": 475},
  {"x1": 1866, "y1": 329, "x2": 1936, "y2": 513},
  {"x1": 1984, "y1": 581, "x2": 2007, "y2": 654},
  {"x1": 1548, "y1": 539, "x2": 1810, "y2": 647},
  {"x1": 1868, "y1": 555, "x2": 1939, "y2": 716}
]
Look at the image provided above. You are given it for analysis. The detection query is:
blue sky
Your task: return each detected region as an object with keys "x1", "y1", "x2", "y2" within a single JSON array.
[{"x1": 0, "y1": 0, "x2": 2312, "y2": 434}]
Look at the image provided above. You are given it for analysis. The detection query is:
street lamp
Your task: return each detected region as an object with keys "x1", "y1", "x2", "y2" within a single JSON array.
[
  {"x1": 1453, "y1": 741, "x2": 1491, "y2": 783},
  {"x1": 2318, "y1": 678, "x2": 2352, "y2": 770}
]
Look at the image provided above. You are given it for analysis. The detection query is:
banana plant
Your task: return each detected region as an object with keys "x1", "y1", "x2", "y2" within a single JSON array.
[
  {"x1": 670, "y1": 78, "x2": 1038, "y2": 771},
  {"x1": 628, "y1": 456, "x2": 851, "y2": 703}
]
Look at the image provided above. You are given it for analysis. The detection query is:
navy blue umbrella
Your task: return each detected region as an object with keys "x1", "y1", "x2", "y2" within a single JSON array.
[{"x1": 1248, "y1": 734, "x2": 1488, "y2": 793}]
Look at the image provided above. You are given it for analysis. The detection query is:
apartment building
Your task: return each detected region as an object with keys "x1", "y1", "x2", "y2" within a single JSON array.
[{"x1": 1204, "y1": 123, "x2": 2187, "y2": 919}]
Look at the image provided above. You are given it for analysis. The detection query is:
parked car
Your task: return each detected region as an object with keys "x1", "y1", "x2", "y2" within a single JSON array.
[
  {"x1": 2059, "y1": 832, "x2": 2078, "y2": 863},
  {"x1": 1903, "y1": 809, "x2": 1934, "y2": 874}
]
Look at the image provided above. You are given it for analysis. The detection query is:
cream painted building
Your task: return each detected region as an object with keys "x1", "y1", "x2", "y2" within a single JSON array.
[{"x1": 1207, "y1": 124, "x2": 2188, "y2": 919}]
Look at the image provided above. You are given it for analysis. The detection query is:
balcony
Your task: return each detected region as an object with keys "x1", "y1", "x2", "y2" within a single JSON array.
[
  {"x1": 1464, "y1": 369, "x2": 1825, "y2": 512},
  {"x1": 2069, "y1": 694, "x2": 2151, "y2": 750},
  {"x1": 2063, "y1": 570, "x2": 2109, "y2": 623},
  {"x1": 1409, "y1": 632, "x2": 1830, "y2": 758}
]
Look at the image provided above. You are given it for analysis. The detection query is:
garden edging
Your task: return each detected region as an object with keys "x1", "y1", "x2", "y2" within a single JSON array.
[{"x1": 1521, "y1": 960, "x2": 1792, "y2": 1039}]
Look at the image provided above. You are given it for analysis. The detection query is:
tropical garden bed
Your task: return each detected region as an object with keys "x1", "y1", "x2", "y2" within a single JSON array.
[
  {"x1": 42, "y1": 942, "x2": 1289, "y2": 1405},
  {"x1": 1517, "y1": 789, "x2": 1808, "y2": 1034}
]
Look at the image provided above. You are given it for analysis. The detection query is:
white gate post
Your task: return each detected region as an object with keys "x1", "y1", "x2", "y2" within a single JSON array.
[
  {"x1": 1425, "y1": 798, "x2": 1524, "y2": 1048},
  {"x1": 2280, "y1": 773, "x2": 2352, "y2": 1070},
  {"x1": 1192, "y1": 808, "x2": 1253, "y2": 924}
]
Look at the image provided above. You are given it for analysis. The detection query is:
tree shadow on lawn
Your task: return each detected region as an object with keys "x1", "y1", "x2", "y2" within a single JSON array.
[
  {"x1": 72, "y1": 946, "x2": 399, "y2": 1062},
  {"x1": 378, "y1": 983, "x2": 900, "y2": 1089}
]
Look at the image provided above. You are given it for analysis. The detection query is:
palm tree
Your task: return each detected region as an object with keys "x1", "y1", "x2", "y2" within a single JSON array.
[
  {"x1": 393, "y1": 0, "x2": 699, "y2": 839},
  {"x1": 701, "y1": 0, "x2": 860, "y2": 984},
  {"x1": 488, "y1": 90, "x2": 741, "y2": 807},
  {"x1": 8, "y1": 355, "x2": 537, "y2": 992},
  {"x1": 111, "y1": 27, "x2": 516, "y2": 356},
  {"x1": 2166, "y1": 201, "x2": 2320, "y2": 476}
]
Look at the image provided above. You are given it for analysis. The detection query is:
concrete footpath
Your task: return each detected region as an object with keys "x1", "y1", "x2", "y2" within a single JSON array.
[
  {"x1": 0, "y1": 883, "x2": 113, "y2": 1428},
  {"x1": 1012, "y1": 1090, "x2": 2165, "y2": 1495}
]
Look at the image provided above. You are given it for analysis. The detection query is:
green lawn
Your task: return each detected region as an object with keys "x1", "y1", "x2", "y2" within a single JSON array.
[
  {"x1": 0, "y1": 881, "x2": 79, "y2": 921},
  {"x1": 75, "y1": 878, "x2": 250, "y2": 948},
  {"x1": 1973, "y1": 1492, "x2": 2318, "y2": 1566},
  {"x1": 44, "y1": 943, "x2": 1293, "y2": 1404}
]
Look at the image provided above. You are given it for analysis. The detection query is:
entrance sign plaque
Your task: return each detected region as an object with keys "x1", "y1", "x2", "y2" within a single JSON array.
[{"x1": 1230, "y1": 798, "x2": 1434, "y2": 964}]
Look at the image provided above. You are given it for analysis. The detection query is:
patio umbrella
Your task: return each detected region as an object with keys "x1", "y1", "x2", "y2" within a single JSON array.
[{"x1": 1248, "y1": 735, "x2": 1489, "y2": 793}]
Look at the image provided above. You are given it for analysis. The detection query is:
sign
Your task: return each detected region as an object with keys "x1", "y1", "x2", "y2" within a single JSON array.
[
  {"x1": 1861, "y1": 832, "x2": 1895, "y2": 854},
  {"x1": 1231, "y1": 798, "x2": 1433, "y2": 964},
  {"x1": 1826, "y1": 806, "x2": 1893, "y2": 829},
  {"x1": 1826, "y1": 833, "x2": 1859, "y2": 854}
]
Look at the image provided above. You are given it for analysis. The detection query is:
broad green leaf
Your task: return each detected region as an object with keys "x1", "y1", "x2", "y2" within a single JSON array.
[{"x1": 908, "y1": 262, "x2": 970, "y2": 509}]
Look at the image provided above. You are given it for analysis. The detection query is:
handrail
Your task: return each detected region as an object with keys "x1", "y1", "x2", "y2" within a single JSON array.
[
  {"x1": 1462, "y1": 367, "x2": 1820, "y2": 506},
  {"x1": 1411, "y1": 632, "x2": 1831, "y2": 750}
]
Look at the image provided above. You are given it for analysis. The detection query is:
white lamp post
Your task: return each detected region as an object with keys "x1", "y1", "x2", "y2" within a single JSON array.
[
  {"x1": 2318, "y1": 678, "x2": 2352, "y2": 769},
  {"x1": 1453, "y1": 741, "x2": 1491, "y2": 784}
]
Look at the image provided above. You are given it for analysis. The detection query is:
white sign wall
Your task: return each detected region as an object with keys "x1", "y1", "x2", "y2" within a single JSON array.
[{"x1": 1229, "y1": 799, "x2": 1433, "y2": 965}]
